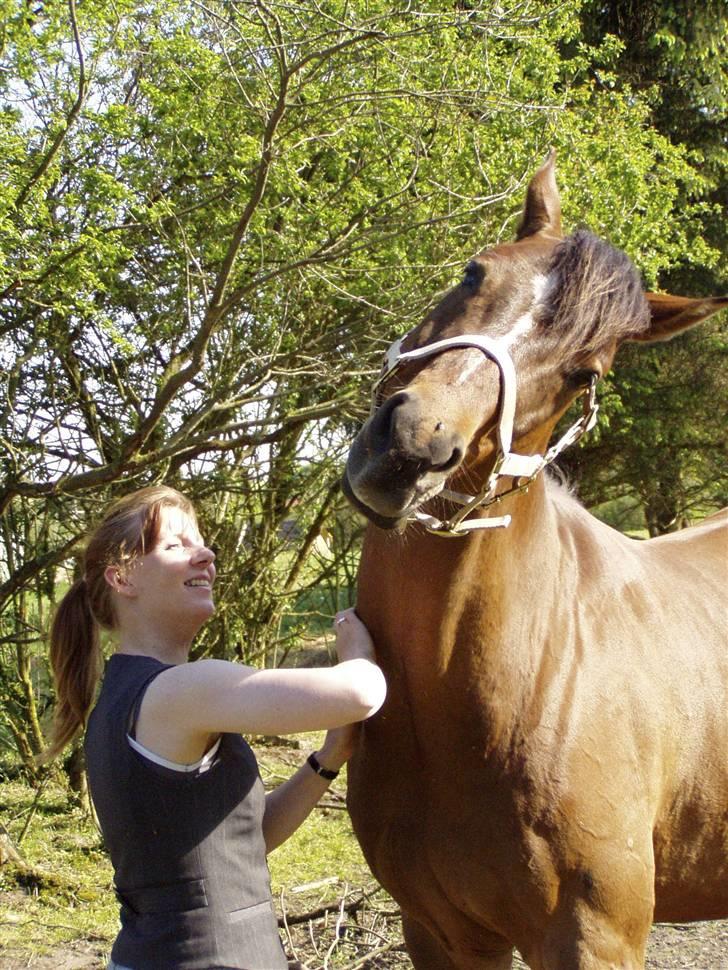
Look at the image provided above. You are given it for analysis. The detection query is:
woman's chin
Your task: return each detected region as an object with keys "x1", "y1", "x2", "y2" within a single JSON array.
[
  {"x1": 199, "y1": 600, "x2": 216, "y2": 622},
  {"x1": 180, "y1": 599, "x2": 216, "y2": 633}
]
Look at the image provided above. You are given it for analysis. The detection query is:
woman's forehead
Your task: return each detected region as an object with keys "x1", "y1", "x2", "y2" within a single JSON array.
[{"x1": 159, "y1": 505, "x2": 200, "y2": 538}]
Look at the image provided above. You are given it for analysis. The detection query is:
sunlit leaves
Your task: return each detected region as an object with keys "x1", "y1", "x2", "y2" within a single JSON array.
[{"x1": 0, "y1": 0, "x2": 724, "y2": 721}]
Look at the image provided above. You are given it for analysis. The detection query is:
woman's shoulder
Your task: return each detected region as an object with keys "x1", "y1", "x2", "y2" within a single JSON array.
[{"x1": 153, "y1": 657, "x2": 256, "y2": 691}]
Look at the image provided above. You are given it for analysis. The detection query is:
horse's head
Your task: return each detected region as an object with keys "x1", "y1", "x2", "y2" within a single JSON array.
[{"x1": 343, "y1": 151, "x2": 727, "y2": 532}]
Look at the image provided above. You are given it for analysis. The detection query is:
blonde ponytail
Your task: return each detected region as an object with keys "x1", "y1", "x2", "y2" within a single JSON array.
[{"x1": 44, "y1": 578, "x2": 102, "y2": 760}]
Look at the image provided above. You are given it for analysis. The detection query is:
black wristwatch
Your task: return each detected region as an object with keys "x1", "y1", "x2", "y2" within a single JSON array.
[{"x1": 307, "y1": 752, "x2": 339, "y2": 781}]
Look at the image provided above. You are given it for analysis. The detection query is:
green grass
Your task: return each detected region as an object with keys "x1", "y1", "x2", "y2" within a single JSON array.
[{"x1": 0, "y1": 777, "x2": 118, "y2": 962}]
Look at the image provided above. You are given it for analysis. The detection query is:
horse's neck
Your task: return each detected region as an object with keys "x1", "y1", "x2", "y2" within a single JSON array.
[
  {"x1": 357, "y1": 478, "x2": 564, "y2": 671},
  {"x1": 356, "y1": 481, "x2": 572, "y2": 754}
]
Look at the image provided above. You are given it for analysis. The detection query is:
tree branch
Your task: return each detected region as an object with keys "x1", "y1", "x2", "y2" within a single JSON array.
[
  {"x1": 14, "y1": 0, "x2": 88, "y2": 209},
  {"x1": 0, "y1": 534, "x2": 80, "y2": 611},
  {"x1": 128, "y1": 66, "x2": 292, "y2": 455}
]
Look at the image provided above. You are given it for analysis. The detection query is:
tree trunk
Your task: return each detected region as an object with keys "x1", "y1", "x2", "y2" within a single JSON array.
[{"x1": 644, "y1": 470, "x2": 683, "y2": 537}]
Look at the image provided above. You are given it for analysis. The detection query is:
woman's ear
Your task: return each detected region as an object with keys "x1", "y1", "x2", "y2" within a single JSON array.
[{"x1": 104, "y1": 565, "x2": 137, "y2": 598}]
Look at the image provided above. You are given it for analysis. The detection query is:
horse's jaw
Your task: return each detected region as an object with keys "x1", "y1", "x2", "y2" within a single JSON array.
[
  {"x1": 341, "y1": 459, "x2": 452, "y2": 533},
  {"x1": 340, "y1": 471, "x2": 408, "y2": 531}
]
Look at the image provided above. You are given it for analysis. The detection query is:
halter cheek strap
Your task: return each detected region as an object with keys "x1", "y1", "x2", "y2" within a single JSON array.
[{"x1": 370, "y1": 333, "x2": 599, "y2": 536}]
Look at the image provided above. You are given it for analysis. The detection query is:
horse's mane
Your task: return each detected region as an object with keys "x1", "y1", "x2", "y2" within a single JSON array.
[{"x1": 541, "y1": 230, "x2": 650, "y2": 352}]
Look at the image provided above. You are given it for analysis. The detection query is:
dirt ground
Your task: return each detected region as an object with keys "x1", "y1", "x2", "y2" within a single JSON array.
[{"x1": 0, "y1": 919, "x2": 725, "y2": 969}]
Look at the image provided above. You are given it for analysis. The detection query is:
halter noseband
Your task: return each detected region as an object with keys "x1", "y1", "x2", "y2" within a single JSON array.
[{"x1": 370, "y1": 334, "x2": 599, "y2": 536}]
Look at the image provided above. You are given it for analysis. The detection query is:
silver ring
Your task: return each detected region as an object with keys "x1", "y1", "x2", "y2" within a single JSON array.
[{"x1": 336, "y1": 617, "x2": 347, "y2": 625}]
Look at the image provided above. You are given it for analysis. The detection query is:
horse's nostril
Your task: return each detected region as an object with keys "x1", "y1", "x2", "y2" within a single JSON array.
[{"x1": 371, "y1": 390, "x2": 410, "y2": 443}]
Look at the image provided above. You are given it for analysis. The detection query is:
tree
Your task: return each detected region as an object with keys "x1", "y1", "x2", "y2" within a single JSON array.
[
  {"x1": 0, "y1": 0, "x2": 722, "y2": 770},
  {"x1": 566, "y1": 0, "x2": 728, "y2": 529}
]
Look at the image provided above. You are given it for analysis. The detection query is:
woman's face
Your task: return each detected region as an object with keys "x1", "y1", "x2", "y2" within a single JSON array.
[{"x1": 121, "y1": 505, "x2": 217, "y2": 630}]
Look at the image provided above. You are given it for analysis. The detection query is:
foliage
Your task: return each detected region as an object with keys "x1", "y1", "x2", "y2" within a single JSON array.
[
  {"x1": 559, "y1": 320, "x2": 728, "y2": 533},
  {"x1": 0, "y1": 0, "x2": 725, "y2": 768},
  {"x1": 569, "y1": 0, "x2": 728, "y2": 526}
]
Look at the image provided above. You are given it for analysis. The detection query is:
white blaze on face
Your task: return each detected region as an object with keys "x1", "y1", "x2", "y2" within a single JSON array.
[
  {"x1": 501, "y1": 272, "x2": 548, "y2": 349},
  {"x1": 454, "y1": 272, "x2": 549, "y2": 385},
  {"x1": 455, "y1": 351, "x2": 488, "y2": 385}
]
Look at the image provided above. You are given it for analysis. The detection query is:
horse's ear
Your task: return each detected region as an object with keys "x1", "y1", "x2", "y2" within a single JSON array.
[
  {"x1": 629, "y1": 293, "x2": 728, "y2": 343},
  {"x1": 516, "y1": 149, "x2": 562, "y2": 241}
]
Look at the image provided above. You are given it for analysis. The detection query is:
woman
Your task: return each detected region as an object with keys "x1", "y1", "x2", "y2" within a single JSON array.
[{"x1": 47, "y1": 485, "x2": 386, "y2": 970}]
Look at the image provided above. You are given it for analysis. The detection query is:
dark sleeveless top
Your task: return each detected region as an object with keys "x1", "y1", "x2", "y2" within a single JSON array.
[{"x1": 84, "y1": 653, "x2": 288, "y2": 970}]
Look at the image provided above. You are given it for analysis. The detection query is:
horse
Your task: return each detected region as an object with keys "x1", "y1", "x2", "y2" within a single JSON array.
[{"x1": 342, "y1": 152, "x2": 728, "y2": 970}]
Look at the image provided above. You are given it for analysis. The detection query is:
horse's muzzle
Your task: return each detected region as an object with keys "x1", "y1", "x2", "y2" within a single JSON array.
[{"x1": 340, "y1": 471, "x2": 408, "y2": 531}]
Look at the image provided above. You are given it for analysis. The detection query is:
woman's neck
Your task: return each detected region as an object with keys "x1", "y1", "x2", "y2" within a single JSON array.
[{"x1": 115, "y1": 630, "x2": 191, "y2": 666}]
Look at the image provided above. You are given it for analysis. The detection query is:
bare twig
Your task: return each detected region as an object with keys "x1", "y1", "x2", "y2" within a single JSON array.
[
  {"x1": 338, "y1": 940, "x2": 407, "y2": 969},
  {"x1": 323, "y1": 884, "x2": 349, "y2": 968},
  {"x1": 277, "y1": 888, "x2": 372, "y2": 928},
  {"x1": 17, "y1": 773, "x2": 50, "y2": 845}
]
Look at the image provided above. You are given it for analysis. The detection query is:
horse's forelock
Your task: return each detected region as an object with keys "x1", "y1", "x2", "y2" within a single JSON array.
[{"x1": 542, "y1": 231, "x2": 650, "y2": 351}]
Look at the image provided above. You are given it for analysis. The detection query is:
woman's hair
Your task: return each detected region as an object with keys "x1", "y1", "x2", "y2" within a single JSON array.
[{"x1": 43, "y1": 485, "x2": 197, "y2": 760}]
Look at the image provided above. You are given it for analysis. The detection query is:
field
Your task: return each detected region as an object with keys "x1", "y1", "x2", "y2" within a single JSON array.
[{"x1": 0, "y1": 737, "x2": 726, "y2": 970}]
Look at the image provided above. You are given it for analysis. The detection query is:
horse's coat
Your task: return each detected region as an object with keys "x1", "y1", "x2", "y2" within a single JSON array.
[{"x1": 343, "y1": 154, "x2": 728, "y2": 970}]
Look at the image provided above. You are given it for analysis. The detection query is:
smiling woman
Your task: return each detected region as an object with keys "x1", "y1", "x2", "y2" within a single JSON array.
[
  {"x1": 104, "y1": 504, "x2": 218, "y2": 663},
  {"x1": 43, "y1": 485, "x2": 386, "y2": 970}
]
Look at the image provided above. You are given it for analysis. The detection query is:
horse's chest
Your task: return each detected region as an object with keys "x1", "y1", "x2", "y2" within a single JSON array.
[{"x1": 347, "y1": 717, "x2": 556, "y2": 927}]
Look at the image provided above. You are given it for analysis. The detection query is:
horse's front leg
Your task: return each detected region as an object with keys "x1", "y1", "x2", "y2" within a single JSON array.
[
  {"x1": 402, "y1": 912, "x2": 514, "y2": 970},
  {"x1": 536, "y1": 895, "x2": 651, "y2": 970}
]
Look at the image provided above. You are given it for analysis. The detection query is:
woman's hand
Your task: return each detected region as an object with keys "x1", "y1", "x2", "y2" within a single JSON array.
[
  {"x1": 316, "y1": 722, "x2": 361, "y2": 773},
  {"x1": 315, "y1": 610, "x2": 380, "y2": 772},
  {"x1": 333, "y1": 607, "x2": 376, "y2": 664}
]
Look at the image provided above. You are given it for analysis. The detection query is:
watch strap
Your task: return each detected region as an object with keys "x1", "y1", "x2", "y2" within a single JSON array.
[{"x1": 307, "y1": 752, "x2": 339, "y2": 781}]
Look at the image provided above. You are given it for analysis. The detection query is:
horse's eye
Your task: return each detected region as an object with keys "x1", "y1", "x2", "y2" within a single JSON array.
[
  {"x1": 462, "y1": 261, "x2": 484, "y2": 291},
  {"x1": 568, "y1": 368, "x2": 599, "y2": 389}
]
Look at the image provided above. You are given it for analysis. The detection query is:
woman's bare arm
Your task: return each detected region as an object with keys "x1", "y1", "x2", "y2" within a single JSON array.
[
  {"x1": 133, "y1": 609, "x2": 385, "y2": 763},
  {"x1": 262, "y1": 724, "x2": 357, "y2": 852}
]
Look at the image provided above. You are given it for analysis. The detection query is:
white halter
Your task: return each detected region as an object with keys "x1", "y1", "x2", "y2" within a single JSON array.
[{"x1": 370, "y1": 334, "x2": 599, "y2": 536}]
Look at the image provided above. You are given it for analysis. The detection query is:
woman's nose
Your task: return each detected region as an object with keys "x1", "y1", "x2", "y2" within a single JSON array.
[{"x1": 193, "y1": 544, "x2": 216, "y2": 565}]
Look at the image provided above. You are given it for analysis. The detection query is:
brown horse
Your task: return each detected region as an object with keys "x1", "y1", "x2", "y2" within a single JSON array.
[{"x1": 342, "y1": 153, "x2": 728, "y2": 970}]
